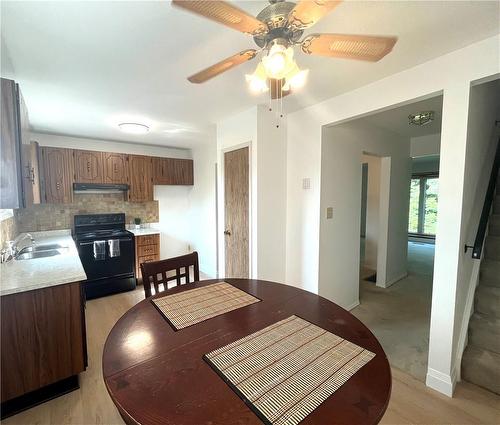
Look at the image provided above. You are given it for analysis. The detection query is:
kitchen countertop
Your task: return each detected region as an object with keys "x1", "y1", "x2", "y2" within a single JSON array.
[
  {"x1": 0, "y1": 230, "x2": 87, "y2": 297},
  {"x1": 128, "y1": 227, "x2": 161, "y2": 237}
]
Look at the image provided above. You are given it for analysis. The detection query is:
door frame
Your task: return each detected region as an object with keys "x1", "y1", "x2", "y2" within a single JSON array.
[{"x1": 218, "y1": 142, "x2": 253, "y2": 279}]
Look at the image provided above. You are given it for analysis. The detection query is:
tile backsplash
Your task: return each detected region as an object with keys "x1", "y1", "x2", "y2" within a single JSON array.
[{"x1": 14, "y1": 193, "x2": 159, "y2": 233}]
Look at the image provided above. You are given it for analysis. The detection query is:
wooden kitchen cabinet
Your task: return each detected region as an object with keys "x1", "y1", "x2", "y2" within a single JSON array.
[
  {"x1": 103, "y1": 152, "x2": 129, "y2": 184},
  {"x1": 0, "y1": 281, "x2": 86, "y2": 403},
  {"x1": 0, "y1": 78, "x2": 39, "y2": 208},
  {"x1": 128, "y1": 155, "x2": 153, "y2": 202},
  {"x1": 40, "y1": 147, "x2": 74, "y2": 204},
  {"x1": 74, "y1": 149, "x2": 104, "y2": 183},
  {"x1": 20, "y1": 141, "x2": 41, "y2": 207},
  {"x1": 153, "y1": 157, "x2": 194, "y2": 185},
  {"x1": 135, "y1": 234, "x2": 160, "y2": 280}
]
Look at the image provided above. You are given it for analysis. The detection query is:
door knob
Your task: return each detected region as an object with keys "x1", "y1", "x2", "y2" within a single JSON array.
[{"x1": 224, "y1": 230, "x2": 231, "y2": 236}]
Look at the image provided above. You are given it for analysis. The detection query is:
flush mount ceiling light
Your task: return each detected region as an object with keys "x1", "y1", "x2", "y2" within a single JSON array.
[
  {"x1": 408, "y1": 111, "x2": 435, "y2": 126},
  {"x1": 172, "y1": 0, "x2": 398, "y2": 99},
  {"x1": 118, "y1": 123, "x2": 150, "y2": 134}
]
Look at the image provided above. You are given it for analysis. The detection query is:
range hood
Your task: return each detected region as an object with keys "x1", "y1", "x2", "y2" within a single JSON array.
[{"x1": 73, "y1": 183, "x2": 129, "y2": 192}]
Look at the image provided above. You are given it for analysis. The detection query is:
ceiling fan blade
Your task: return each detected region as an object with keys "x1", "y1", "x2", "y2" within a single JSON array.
[
  {"x1": 270, "y1": 79, "x2": 291, "y2": 100},
  {"x1": 172, "y1": 0, "x2": 268, "y2": 36},
  {"x1": 287, "y1": 0, "x2": 342, "y2": 30},
  {"x1": 188, "y1": 49, "x2": 257, "y2": 84},
  {"x1": 301, "y1": 33, "x2": 397, "y2": 61}
]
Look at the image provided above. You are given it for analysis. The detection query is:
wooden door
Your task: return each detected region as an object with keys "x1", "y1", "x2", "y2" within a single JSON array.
[
  {"x1": 153, "y1": 158, "x2": 194, "y2": 185},
  {"x1": 128, "y1": 155, "x2": 153, "y2": 202},
  {"x1": 74, "y1": 150, "x2": 104, "y2": 183},
  {"x1": 224, "y1": 147, "x2": 249, "y2": 278},
  {"x1": 41, "y1": 147, "x2": 74, "y2": 204},
  {"x1": 104, "y1": 152, "x2": 129, "y2": 184}
]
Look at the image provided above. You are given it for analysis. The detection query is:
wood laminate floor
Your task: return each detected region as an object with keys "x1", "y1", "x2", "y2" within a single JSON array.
[{"x1": 3, "y1": 286, "x2": 500, "y2": 425}]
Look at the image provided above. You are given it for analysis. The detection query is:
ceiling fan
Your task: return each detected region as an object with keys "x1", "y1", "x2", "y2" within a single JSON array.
[{"x1": 172, "y1": 0, "x2": 397, "y2": 99}]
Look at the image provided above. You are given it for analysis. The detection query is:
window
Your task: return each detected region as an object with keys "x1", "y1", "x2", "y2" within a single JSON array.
[{"x1": 408, "y1": 175, "x2": 439, "y2": 236}]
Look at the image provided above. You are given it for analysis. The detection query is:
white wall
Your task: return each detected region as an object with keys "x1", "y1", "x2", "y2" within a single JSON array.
[
  {"x1": 410, "y1": 133, "x2": 441, "y2": 157},
  {"x1": 188, "y1": 132, "x2": 217, "y2": 277},
  {"x1": 216, "y1": 106, "x2": 287, "y2": 282},
  {"x1": 285, "y1": 35, "x2": 499, "y2": 396},
  {"x1": 319, "y1": 122, "x2": 410, "y2": 309},
  {"x1": 453, "y1": 79, "x2": 500, "y2": 380},
  {"x1": 216, "y1": 107, "x2": 258, "y2": 278}
]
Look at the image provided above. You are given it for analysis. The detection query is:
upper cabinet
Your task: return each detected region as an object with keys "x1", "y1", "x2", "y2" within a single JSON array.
[
  {"x1": 153, "y1": 157, "x2": 194, "y2": 185},
  {"x1": 103, "y1": 152, "x2": 129, "y2": 184},
  {"x1": 40, "y1": 147, "x2": 74, "y2": 204},
  {"x1": 128, "y1": 155, "x2": 153, "y2": 202},
  {"x1": 74, "y1": 150, "x2": 104, "y2": 184},
  {"x1": 0, "y1": 78, "x2": 40, "y2": 209}
]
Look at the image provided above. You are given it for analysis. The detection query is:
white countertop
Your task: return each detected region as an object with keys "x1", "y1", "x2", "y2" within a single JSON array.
[
  {"x1": 128, "y1": 227, "x2": 161, "y2": 237},
  {"x1": 0, "y1": 230, "x2": 87, "y2": 296}
]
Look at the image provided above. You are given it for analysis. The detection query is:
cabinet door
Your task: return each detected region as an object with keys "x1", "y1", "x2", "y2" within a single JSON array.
[
  {"x1": 103, "y1": 152, "x2": 129, "y2": 184},
  {"x1": 0, "y1": 78, "x2": 23, "y2": 209},
  {"x1": 41, "y1": 147, "x2": 74, "y2": 204},
  {"x1": 153, "y1": 157, "x2": 194, "y2": 185},
  {"x1": 128, "y1": 155, "x2": 153, "y2": 202},
  {"x1": 74, "y1": 150, "x2": 104, "y2": 183}
]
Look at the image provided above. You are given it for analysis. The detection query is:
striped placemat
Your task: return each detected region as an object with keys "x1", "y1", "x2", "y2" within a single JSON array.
[
  {"x1": 204, "y1": 315, "x2": 375, "y2": 425},
  {"x1": 152, "y1": 281, "x2": 260, "y2": 330}
]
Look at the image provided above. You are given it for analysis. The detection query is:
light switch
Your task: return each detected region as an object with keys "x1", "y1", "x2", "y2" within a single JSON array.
[
  {"x1": 326, "y1": 207, "x2": 333, "y2": 219},
  {"x1": 302, "y1": 178, "x2": 311, "y2": 190}
]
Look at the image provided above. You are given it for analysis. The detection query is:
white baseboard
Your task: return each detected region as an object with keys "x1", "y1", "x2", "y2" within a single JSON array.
[
  {"x1": 426, "y1": 367, "x2": 456, "y2": 397},
  {"x1": 377, "y1": 272, "x2": 408, "y2": 288},
  {"x1": 346, "y1": 300, "x2": 360, "y2": 311}
]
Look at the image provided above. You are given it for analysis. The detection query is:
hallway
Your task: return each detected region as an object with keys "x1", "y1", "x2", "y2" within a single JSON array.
[{"x1": 353, "y1": 241, "x2": 434, "y2": 381}]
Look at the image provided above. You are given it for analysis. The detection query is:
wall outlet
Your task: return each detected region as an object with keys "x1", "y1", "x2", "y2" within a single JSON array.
[
  {"x1": 326, "y1": 207, "x2": 333, "y2": 219},
  {"x1": 302, "y1": 178, "x2": 311, "y2": 190},
  {"x1": 187, "y1": 244, "x2": 192, "y2": 251}
]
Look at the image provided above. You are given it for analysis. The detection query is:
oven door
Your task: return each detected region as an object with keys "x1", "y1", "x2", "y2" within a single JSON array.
[{"x1": 77, "y1": 237, "x2": 135, "y2": 281}]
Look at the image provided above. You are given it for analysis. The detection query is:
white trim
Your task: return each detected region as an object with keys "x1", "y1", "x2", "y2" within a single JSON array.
[
  {"x1": 219, "y1": 142, "x2": 253, "y2": 279},
  {"x1": 346, "y1": 300, "x2": 360, "y2": 311},
  {"x1": 376, "y1": 272, "x2": 408, "y2": 289},
  {"x1": 426, "y1": 367, "x2": 456, "y2": 397}
]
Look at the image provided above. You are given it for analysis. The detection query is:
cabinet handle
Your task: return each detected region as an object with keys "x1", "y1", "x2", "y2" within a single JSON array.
[
  {"x1": 30, "y1": 167, "x2": 35, "y2": 184},
  {"x1": 87, "y1": 161, "x2": 91, "y2": 172},
  {"x1": 114, "y1": 164, "x2": 117, "y2": 173}
]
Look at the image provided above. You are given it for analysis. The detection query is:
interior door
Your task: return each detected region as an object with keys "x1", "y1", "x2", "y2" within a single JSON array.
[{"x1": 224, "y1": 147, "x2": 249, "y2": 278}]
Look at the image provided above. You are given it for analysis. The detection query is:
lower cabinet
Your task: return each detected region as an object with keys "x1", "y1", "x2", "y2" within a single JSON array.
[
  {"x1": 135, "y1": 234, "x2": 160, "y2": 280},
  {"x1": 0, "y1": 282, "x2": 87, "y2": 404}
]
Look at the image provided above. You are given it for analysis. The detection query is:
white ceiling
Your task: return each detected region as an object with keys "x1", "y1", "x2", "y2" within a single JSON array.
[
  {"x1": 1, "y1": 1, "x2": 498, "y2": 148},
  {"x1": 361, "y1": 95, "x2": 443, "y2": 137}
]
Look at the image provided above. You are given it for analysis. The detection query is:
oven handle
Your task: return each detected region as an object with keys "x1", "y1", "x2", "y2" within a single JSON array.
[{"x1": 79, "y1": 238, "x2": 132, "y2": 246}]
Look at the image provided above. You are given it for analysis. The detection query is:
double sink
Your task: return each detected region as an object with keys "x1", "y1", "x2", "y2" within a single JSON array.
[{"x1": 16, "y1": 243, "x2": 69, "y2": 260}]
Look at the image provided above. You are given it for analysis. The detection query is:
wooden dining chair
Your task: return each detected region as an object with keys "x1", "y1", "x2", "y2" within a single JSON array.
[{"x1": 140, "y1": 251, "x2": 200, "y2": 298}]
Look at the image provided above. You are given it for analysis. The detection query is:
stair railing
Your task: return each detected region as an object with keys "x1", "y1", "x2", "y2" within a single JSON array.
[{"x1": 465, "y1": 135, "x2": 500, "y2": 259}]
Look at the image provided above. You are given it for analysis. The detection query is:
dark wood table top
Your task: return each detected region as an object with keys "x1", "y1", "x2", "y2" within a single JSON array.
[{"x1": 103, "y1": 279, "x2": 391, "y2": 425}]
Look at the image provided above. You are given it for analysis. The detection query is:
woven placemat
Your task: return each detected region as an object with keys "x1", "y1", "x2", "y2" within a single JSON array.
[
  {"x1": 152, "y1": 281, "x2": 260, "y2": 330},
  {"x1": 204, "y1": 315, "x2": 375, "y2": 425}
]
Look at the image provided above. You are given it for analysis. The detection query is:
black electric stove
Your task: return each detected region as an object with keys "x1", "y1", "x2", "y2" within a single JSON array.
[{"x1": 74, "y1": 213, "x2": 136, "y2": 299}]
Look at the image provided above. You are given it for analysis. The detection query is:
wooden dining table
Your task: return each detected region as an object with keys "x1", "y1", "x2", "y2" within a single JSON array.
[{"x1": 102, "y1": 279, "x2": 391, "y2": 425}]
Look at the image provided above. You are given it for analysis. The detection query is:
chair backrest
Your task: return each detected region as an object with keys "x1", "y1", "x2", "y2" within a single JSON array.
[{"x1": 141, "y1": 251, "x2": 200, "y2": 298}]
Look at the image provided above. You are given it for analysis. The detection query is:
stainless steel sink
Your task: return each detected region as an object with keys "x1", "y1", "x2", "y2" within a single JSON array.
[
  {"x1": 17, "y1": 244, "x2": 66, "y2": 256},
  {"x1": 16, "y1": 250, "x2": 62, "y2": 260}
]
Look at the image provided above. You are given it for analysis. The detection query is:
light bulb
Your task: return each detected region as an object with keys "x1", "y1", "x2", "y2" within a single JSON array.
[
  {"x1": 262, "y1": 44, "x2": 294, "y2": 79},
  {"x1": 245, "y1": 63, "x2": 268, "y2": 94},
  {"x1": 288, "y1": 69, "x2": 309, "y2": 89}
]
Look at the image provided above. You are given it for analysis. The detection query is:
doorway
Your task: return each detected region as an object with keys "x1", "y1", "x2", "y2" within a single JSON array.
[{"x1": 224, "y1": 147, "x2": 249, "y2": 278}]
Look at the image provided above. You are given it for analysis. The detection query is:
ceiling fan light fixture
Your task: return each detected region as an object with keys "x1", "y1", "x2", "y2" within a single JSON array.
[
  {"x1": 286, "y1": 68, "x2": 309, "y2": 90},
  {"x1": 246, "y1": 63, "x2": 269, "y2": 93},
  {"x1": 262, "y1": 43, "x2": 294, "y2": 79},
  {"x1": 118, "y1": 122, "x2": 150, "y2": 134}
]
